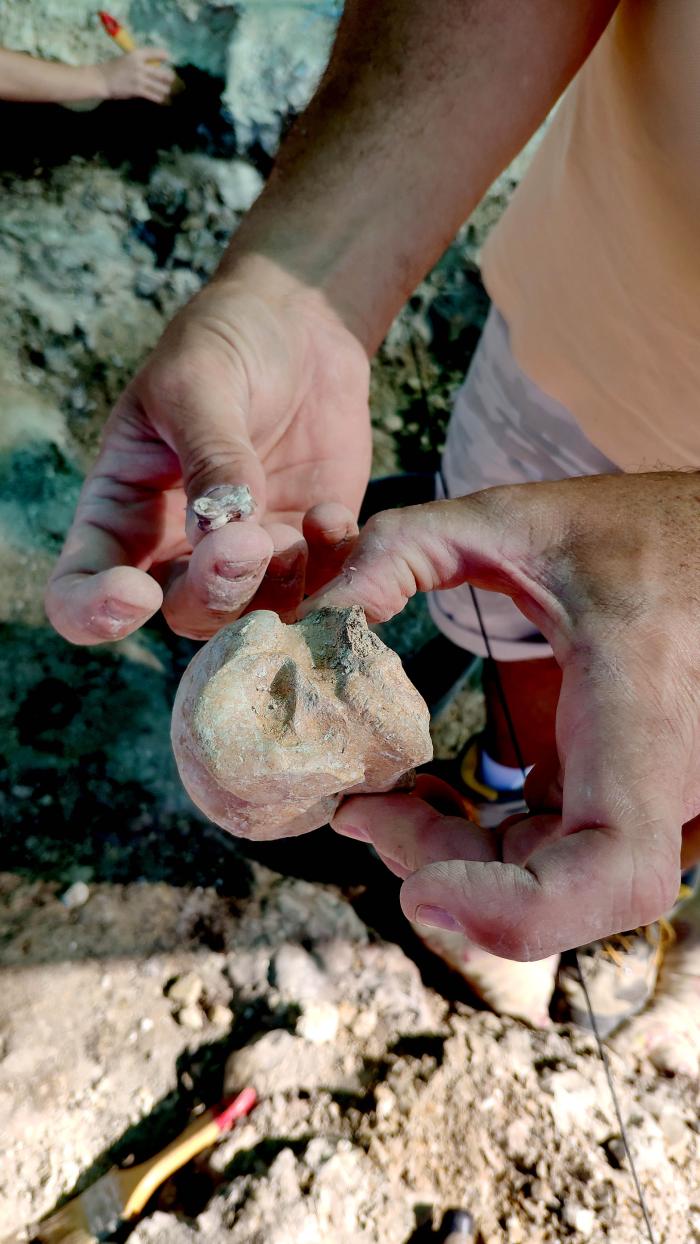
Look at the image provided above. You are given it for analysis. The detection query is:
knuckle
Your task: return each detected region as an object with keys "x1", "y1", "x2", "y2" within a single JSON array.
[
  {"x1": 185, "y1": 443, "x2": 245, "y2": 490},
  {"x1": 145, "y1": 364, "x2": 194, "y2": 416},
  {"x1": 363, "y1": 509, "x2": 400, "y2": 548}
]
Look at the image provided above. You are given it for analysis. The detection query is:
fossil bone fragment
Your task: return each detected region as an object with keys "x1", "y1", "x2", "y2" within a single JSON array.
[
  {"x1": 171, "y1": 607, "x2": 433, "y2": 839},
  {"x1": 191, "y1": 483, "x2": 256, "y2": 533}
]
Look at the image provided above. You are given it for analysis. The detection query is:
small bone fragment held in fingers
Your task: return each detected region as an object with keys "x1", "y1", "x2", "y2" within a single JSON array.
[
  {"x1": 192, "y1": 483, "x2": 256, "y2": 533},
  {"x1": 171, "y1": 606, "x2": 433, "y2": 840}
]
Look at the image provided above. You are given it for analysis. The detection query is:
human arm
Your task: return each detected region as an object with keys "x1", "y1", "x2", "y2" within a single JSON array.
[
  {"x1": 46, "y1": 0, "x2": 619, "y2": 643},
  {"x1": 0, "y1": 47, "x2": 173, "y2": 104},
  {"x1": 304, "y1": 472, "x2": 700, "y2": 958}
]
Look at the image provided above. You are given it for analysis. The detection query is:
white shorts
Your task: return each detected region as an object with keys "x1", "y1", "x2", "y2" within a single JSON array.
[{"x1": 428, "y1": 306, "x2": 619, "y2": 661}]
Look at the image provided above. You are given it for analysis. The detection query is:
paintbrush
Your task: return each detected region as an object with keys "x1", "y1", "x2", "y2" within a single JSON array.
[
  {"x1": 98, "y1": 11, "x2": 185, "y2": 94},
  {"x1": 21, "y1": 1086, "x2": 256, "y2": 1243}
]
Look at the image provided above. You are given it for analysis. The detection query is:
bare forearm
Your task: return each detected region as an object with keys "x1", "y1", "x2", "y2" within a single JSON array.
[
  {"x1": 0, "y1": 48, "x2": 107, "y2": 103},
  {"x1": 221, "y1": 0, "x2": 618, "y2": 351}
]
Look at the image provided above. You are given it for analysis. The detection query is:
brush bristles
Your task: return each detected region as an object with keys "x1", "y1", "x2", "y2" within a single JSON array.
[{"x1": 34, "y1": 1199, "x2": 94, "y2": 1244}]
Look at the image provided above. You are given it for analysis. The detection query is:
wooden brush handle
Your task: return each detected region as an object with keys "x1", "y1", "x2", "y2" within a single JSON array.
[{"x1": 121, "y1": 1089, "x2": 256, "y2": 1219}]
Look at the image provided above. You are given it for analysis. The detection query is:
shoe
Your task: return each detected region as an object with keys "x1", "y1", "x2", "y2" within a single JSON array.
[
  {"x1": 557, "y1": 922, "x2": 669, "y2": 1040},
  {"x1": 425, "y1": 733, "x2": 528, "y2": 830},
  {"x1": 609, "y1": 884, "x2": 700, "y2": 1076},
  {"x1": 414, "y1": 917, "x2": 558, "y2": 1027}
]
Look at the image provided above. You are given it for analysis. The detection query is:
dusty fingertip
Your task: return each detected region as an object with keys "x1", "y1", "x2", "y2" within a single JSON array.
[{"x1": 303, "y1": 502, "x2": 359, "y2": 542}]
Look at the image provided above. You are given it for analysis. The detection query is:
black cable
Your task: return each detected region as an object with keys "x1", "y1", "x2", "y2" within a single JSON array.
[
  {"x1": 574, "y1": 954, "x2": 657, "y2": 1243},
  {"x1": 436, "y1": 467, "x2": 656, "y2": 1242}
]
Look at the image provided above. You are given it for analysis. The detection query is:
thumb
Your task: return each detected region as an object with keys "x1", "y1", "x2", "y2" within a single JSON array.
[
  {"x1": 401, "y1": 649, "x2": 685, "y2": 960},
  {"x1": 146, "y1": 359, "x2": 268, "y2": 547}
]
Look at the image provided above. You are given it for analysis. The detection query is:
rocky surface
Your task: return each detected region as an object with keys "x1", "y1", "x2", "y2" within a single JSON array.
[
  {"x1": 4, "y1": 868, "x2": 699, "y2": 1243},
  {"x1": 2, "y1": 4, "x2": 696, "y2": 1243},
  {"x1": 172, "y1": 607, "x2": 432, "y2": 838}
]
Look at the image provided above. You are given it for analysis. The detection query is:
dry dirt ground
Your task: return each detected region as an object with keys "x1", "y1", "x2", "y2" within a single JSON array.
[{"x1": 1, "y1": 5, "x2": 699, "y2": 1243}]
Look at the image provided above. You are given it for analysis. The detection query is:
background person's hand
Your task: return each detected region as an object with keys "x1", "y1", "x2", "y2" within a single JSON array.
[
  {"x1": 305, "y1": 472, "x2": 700, "y2": 959},
  {"x1": 97, "y1": 48, "x2": 175, "y2": 104},
  {"x1": 46, "y1": 267, "x2": 371, "y2": 643}
]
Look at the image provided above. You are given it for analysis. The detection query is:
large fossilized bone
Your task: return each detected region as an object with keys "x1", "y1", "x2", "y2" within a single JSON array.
[{"x1": 171, "y1": 607, "x2": 432, "y2": 839}]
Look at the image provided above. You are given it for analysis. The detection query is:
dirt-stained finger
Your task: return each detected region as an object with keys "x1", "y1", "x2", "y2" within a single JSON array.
[{"x1": 162, "y1": 521, "x2": 273, "y2": 638}]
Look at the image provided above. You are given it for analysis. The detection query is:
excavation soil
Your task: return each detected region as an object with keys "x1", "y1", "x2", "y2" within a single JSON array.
[{"x1": 1, "y1": 4, "x2": 698, "y2": 1242}]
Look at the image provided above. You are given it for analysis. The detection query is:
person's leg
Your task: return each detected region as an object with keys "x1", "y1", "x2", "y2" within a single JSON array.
[
  {"x1": 482, "y1": 655, "x2": 561, "y2": 770},
  {"x1": 429, "y1": 304, "x2": 618, "y2": 810}
]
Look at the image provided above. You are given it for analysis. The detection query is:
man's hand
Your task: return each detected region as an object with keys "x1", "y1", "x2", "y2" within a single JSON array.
[
  {"x1": 46, "y1": 265, "x2": 371, "y2": 643},
  {"x1": 97, "y1": 49, "x2": 174, "y2": 104},
  {"x1": 46, "y1": 0, "x2": 617, "y2": 644},
  {"x1": 305, "y1": 473, "x2": 700, "y2": 959}
]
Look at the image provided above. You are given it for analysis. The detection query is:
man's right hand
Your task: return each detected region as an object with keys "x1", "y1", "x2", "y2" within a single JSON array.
[{"x1": 45, "y1": 262, "x2": 371, "y2": 643}]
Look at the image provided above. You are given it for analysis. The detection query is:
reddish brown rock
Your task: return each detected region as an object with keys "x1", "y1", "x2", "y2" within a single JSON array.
[{"x1": 171, "y1": 607, "x2": 432, "y2": 839}]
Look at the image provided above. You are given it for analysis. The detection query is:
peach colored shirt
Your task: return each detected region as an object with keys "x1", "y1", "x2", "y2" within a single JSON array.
[{"x1": 481, "y1": 0, "x2": 700, "y2": 470}]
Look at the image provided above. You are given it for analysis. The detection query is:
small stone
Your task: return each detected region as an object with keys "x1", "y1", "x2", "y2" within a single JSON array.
[
  {"x1": 273, "y1": 944, "x2": 329, "y2": 1004},
  {"x1": 177, "y1": 1004, "x2": 205, "y2": 1031},
  {"x1": 374, "y1": 1085, "x2": 396, "y2": 1119},
  {"x1": 224, "y1": 1029, "x2": 344, "y2": 1096},
  {"x1": 505, "y1": 1117, "x2": 531, "y2": 1162},
  {"x1": 659, "y1": 1112, "x2": 690, "y2": 1158},
  {"x1": 352, "y1": 1009, "x2": 378, "y2": 1040},
  {"x1": 604, "y1": 1136, "x2": 626, "y2": 1169},
  {"x1": 208, "y1": 1004, "x2": 233, "y2": 1028},
  {"x1": 563, "y1": 1205, "x2": 596, "y2": 1236},
  {"x1": 296, "y1": 1002, "x2": 340, "y2": 1045},
  {"x1": 140, "y1": 1017, "x2": 154, "y2": 1033},
  {"x1": 60, "y1": 881, "x2": 90, "y2": 909},
  {"x1": 167, "y1": 972, "x2": 204, "y2": 1007}
]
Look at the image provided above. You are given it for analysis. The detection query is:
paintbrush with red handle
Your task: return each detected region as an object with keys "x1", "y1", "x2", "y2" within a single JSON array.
[
  {"x1": 98, "y1": 10, "x2": 184, "y2": 93},
  {"x1": 12, "y1": 1087, "x2": 256, "y2": 1243}
]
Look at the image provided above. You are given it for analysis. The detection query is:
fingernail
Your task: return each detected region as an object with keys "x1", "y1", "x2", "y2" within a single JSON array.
[
  {"x1": 215, "y1": 560, "x2": 264, "y2": 580},
  {"x1": 103, "y1": 599, "x2": 147, "y2": 623},
  {"x1": 414, "y1": 904, "x2": 463, "y2": 933},
  {"x1": 320, "y1": 528, "x2": 354, "y2": 544},
  {"x1": 334, "y1": 824, "x2": 371, "y2": 843}
]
